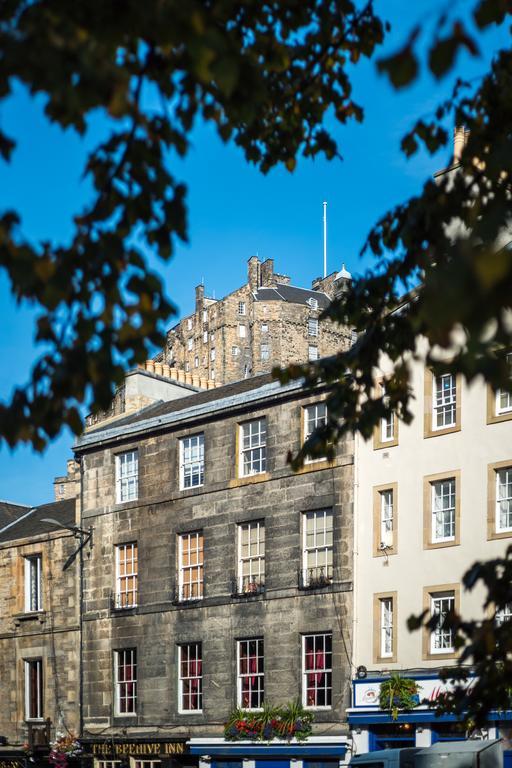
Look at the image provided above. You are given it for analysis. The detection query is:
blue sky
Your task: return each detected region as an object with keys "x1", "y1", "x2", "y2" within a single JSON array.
[{"x1": 0, "y1": 1, "x2": 508, "y2": 505}]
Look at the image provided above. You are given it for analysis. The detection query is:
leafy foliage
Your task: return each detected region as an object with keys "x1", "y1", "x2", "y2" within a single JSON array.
[
  {"x1": 379, "y1": 674, "x2": 420, "y2": 721},
  {"x1": 224, "y1": 700, "x2": 314, "y2": 742},
  {"x1": 407, "y1": 545, "x2": 512, "y2": 727},
  {"x1": 279, "y1": 2, "x2": 512, "y2": 473},
  {"x1": 0, "y1": 0, "x2": 386, "y2": 450}
]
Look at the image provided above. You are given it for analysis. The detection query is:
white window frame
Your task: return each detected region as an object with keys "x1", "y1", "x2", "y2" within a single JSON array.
[
  {"x1": 239, "y1": 419, "x2": 267, "y2": 477},
  {"x1": 24, "y1": 554, "x2": 42, "y2": 612},
  {"x1": 302, "y1": 509, "x2": 333, "y2": 587},
  {"x1": 431, "y1": 478, "x2": 456, "y2": 542},
  {"x1": 238, "y1": 301, "x2": 246, "y2": 316},
  {"x1": 239, "y1": 324, "x2": 246, "y2": 339},
  {"x1": 380, "y1": 489, "x2": 394, "y2": 547},
  {"x1": 24, "y1": 658, "x2": 43, "y2": 720},
  {"x1": 202, "y1": 309, "x2": 208, "y2": 322},
  {"x1": 237, "y1": 638, "x2": 264, "y2": 710},
  {"x1": 308, "y1": 318, "x2": 319, "y2": 337},
  {"x1": 232, "y1": 345, "x2": 240, "y2": 357},
  {"x1": 96, "y1": 761, "x2": 122, "y2": 768},
  {"x1": 237, "y1": 521, "x2": 265, "y2": 594},
  {"x1": 261, "y1": 323, "x2": 268, "y2": 334},
  {"x1": 114, "y1": 648, "x2": 137, "y2": 715},
  {"x1": 186, "y1": 318, "x2": 192, "y2": 331},
  {"x1": 430, "y1": 593, "x2": 455, "y2": 654},
  {"x1": 307, "y1": 297, "x2": 319, "y2": 310},
  {"x1": 432, "y1": 373, "x2": 457, "y2": 430},
  {"x1": 260, "y1": 344, "x2": 269, "y2": 361},
  {"x1": 178, "y1": 531, "x2": 204, "y2": 601},
  {"x1": 179, "y1": 434, "x2": 205, "y2": 490},
  {"x1": 194, "y1": 356, "x2": 199, "y2": 368},
  {"x1": 496, "y1": 467, "x2": 512, "y2": 532},
  {"x1": 308, "y1": 345, "x2": 318, "y2": 361},
  {"x1": 302, "y1": 633, "x2": 332, "y2": 709},
  {"x1": 115, "y1": 450, "x2": 138, "y2": 504},
  {"x1": 380, "y1": 597, "x2": 393, "y2": 658},
  {"x1": 495, "y1": 360, "x2": 512, "y2": 416},
  {"x1": 178, "y1": 643, "x2": 203, "y2": 713},
  {"x1": 203, "y1": 330, "x2": 208, "y2": 343},
  {"x1": 380, "y1": 384, "x2": 395, "y2": 443},
  {"x1": 304, "y1": 403, "x2": 327, "y2": 463},
  {"x1": 131, "y1": 761, "x2": 161, "y2": 768},
  {"x1": 114, "y1": 543, "x2": 138, "y2": 609},
  {"x1": 210, "y1": 348, "x2": 216, "y2": 362},
  {"x1": 187, "y1": 338, "x2": 193, "y2": 351}
]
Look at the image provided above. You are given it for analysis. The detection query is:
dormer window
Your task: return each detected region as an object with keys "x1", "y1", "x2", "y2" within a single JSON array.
[{"x1": 307, "y1": 297, "x2": 319, "y2": 310}]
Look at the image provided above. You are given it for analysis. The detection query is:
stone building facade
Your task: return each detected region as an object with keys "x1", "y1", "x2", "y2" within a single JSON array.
[
  {"x1": 74, "y1": 373, "x2": 354, "y2": 768},
  {"x1": 162, "y1": 256, "x2": 352, "y2": 385},
  {"x1": 0, "y1": 499, "x2": 80, "y2": 747}
]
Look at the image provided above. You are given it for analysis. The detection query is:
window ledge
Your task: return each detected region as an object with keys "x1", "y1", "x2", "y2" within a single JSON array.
[
  {"x1": 424, "y1": 424, "x2": 461, "y2": 439},
  {"x1": 424, "y1": 539, "x2": 459, "y2": 550},
  {"x1": 172, "y1": 597, "x2": 204, "y2": 607},
  {"x1": 487, "y1": 409, "x2": 512, "y2": 425},
  {"x1": 424, "y1": 651, "x2": 457, "y2": 661},
  {"x1": 13, "y1": 611, "x2": 46, "y2": 626},
  {"x1": 373, "y1": 437, "x2": 399, "y2": 451},
  {"x1": 298, "y1": 580, "x2": 334, "y2": 592},
  {"x1": 177, "y1": 485, "x2": 205, "y2": 496},
  {"x1": 488, "y1": 529, "x2": 512, "y2": 541},
  {"x1": 229, "y1": 473, "x2": 270, "y2": 488},
  {"x1": 110, "y1": 605, "x2": 138, "y2": 617}
]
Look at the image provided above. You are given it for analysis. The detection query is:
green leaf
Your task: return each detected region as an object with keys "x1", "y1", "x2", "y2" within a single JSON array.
[{"x1": 377, "y1": 44, "x2": 418, "y2": 88}]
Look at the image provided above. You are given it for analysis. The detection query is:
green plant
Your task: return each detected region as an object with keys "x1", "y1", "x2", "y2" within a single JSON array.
[
  {"x1": 279, "y1": 699, "x2": 314, "y2": 741},
  {"x1": 379, "y1": 674, "x2": 420, "y2": 720},
  {"x1": 224, "y1": 700, "x2": 314, "y2": 742}
]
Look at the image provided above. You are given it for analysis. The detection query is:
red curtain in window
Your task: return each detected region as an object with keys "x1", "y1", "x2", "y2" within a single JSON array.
[
  {"x1": 249, "y1": 648, "x2": 257, "y2": 685},
  {"x1": 315, "y1": 649, "x2": 325, "y2": 684}
]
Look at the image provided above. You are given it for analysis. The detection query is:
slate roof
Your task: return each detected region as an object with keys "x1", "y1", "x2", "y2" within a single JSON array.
[
  {"x1": 0, "y1": 498, "x2": 76, "y2": 543},
  {"x1": 0, "y1": 501, "x2": 30, "y2": 532},
  {"x1": 254, "y1": 283, "x2": 330, "y2": 309},
  {"x1": 84, "y1": 371, "x2": 277, "y2": 435}
]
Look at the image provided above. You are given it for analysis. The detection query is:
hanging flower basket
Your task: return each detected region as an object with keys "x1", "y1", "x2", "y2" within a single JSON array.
[
  {"x1": 379, "y1": 674, "x2": 420, "y2": 720},
  {"x1": 225, "y1": 701, "x2": 314, "y2": 742},
  {"x1": 48, "y1": 734, "x2": 82, "y2": 768}
]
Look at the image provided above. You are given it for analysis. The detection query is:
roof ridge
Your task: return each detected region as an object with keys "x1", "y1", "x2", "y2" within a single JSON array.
[
  {"x1": 276, "y1": 282, "x2": 329, "y2": 297},
  {"x1": 0, "y1": 499, "x2": 30, "y2": 507}
]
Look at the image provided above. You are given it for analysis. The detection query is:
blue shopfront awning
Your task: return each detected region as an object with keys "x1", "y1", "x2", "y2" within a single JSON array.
[
  {"x1": 348, "y1": 709, "x2": 512, "y2": 726},
  {"x1": 348, "y1": 711, "x2": 462, "y2": 726},
  {"x1": 188, "y1": 742, "x2": 347, "y2": 757}
]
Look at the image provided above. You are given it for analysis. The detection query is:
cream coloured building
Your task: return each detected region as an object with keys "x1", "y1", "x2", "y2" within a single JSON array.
[{"x1": 350, "y1": 344, "x2": 512, "y2": 753}]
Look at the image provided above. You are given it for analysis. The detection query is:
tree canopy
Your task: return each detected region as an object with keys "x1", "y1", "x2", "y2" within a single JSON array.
[
  {"x1": 0, "y1": 0, "x2": 385, "y2": 450},
  {"x1": 1, "y1": 0, "x2": 512, "y2": 727}
]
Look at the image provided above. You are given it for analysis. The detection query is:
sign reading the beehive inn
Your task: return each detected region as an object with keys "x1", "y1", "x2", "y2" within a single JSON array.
[{"x1": 88, "y1": 742, "x2": 186, "y2": 757}]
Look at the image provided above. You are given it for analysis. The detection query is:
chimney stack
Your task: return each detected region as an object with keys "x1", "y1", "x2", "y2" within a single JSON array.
[
  {"x1": 260, "y1": 258, "x2": 275, "y2": 287},
  {"x1": 195, "y1": 283, "x2": 204, "y2": 313},
  {"x1": 248, "y1": 256, "x2": 261, "y2": 290}
]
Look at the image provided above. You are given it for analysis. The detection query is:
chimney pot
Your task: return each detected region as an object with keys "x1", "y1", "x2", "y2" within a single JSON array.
[{"x1": 453, "y1": 125, "x2": 468, "y2": 164}]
